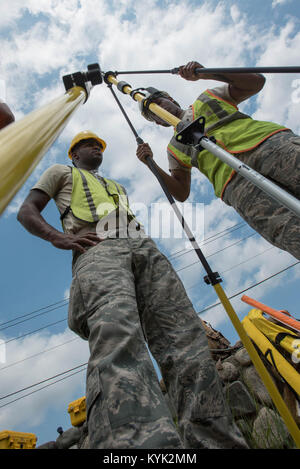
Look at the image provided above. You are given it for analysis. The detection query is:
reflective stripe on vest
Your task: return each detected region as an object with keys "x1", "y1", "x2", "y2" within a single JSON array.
[
  {"x1": 70, "y1": 167, "x2": 134, "y2": 223},
  {"x1": 167, "y1": 89, "x2": 288, "y2": 198}
]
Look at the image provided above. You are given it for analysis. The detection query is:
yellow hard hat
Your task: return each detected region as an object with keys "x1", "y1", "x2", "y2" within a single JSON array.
[{"x1": 68, "y1": 130, "x2": 107, "y2": 159}]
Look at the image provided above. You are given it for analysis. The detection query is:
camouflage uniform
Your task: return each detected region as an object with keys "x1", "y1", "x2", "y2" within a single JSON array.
[
  {"x1": 68, "y1": 235, "x2": 247, "y2": 449},
  {"x1": 223, "y1": 131, "x2": 300, "y2": 260}
]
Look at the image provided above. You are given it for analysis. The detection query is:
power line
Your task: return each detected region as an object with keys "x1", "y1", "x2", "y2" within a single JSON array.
[
  {"x1": 0, "y1": 222, "x2": 248, "y2": 330},
  {"x1": 0, "y1": 362, "x2": 87, "y2": 401},
  {"x1": 0, "y1": 237, "x2": 284, "y2": 347},
  {"x1": 0, "y1": 301, "x2": 68, "y2": 332},
  {"x1": 0, "y1": 367, "x2": 87, "y2": 410},
  {"x1": 0, "y1": 229, "x2": 253, "y2": 336},
  {"x1": 186, "y1": 245, "x2": 275, "y2": 291},
  {"x1": 196, "y1": 261, "x2": 300, "y2": 317},
  {"x1": 169, "y1": 221, "x2": 246, "y2": 260},
  {"x1": 176, "y1": 232, "x2": 256, "y2": 273},
  {"x1": 2, "y1": 318, "x2": 67, "y2": 345},
  {"x1": 220, "y1": 246, "x2": 275, "y2": 275},
  {"x1": 2, "y1": 245, "x2": 273, "y2": 353},
  {"x1": 0, "y1": 337, "x2": 79, "y2": 372},
  {"x1": 0, "y1": 299, "x2": 68, "y2": 328},
  {"x1": 1, "y1": 261, "x2": 298, "y2": 411},
  {"x1": 0, "y1": 245, "x2": 269, "y2": 376},
  {"x1": 1, "y1": 234, "x2": 256, "y2": 344}
]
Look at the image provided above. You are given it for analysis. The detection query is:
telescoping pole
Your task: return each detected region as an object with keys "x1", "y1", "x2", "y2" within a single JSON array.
[
  {"x1": 104, "y1": 71, "x2": 300, "y2": 448},
  {"x1": 0, "y1": 86, "x2": 86, "y2": 215},
  {"x1": 0, "y1": 63, "x2": 102, "y2": 216},
  {"x1": 200, "y1": 137, "x2": 300, "y2": 218},
  {"x1": 115, "y1": 65, "x2": 300, "y2": 75}
]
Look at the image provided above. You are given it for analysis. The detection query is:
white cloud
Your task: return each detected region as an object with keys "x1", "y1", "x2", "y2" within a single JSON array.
[
  {"x1": 0, "y1": 1, "x2": 25, "y2": 28},
  {"x1": 0, "y1": 328, "x2": 88, "y2": 431},
  {"x1": 230, "y1": 4, "x2": 241, "y2": 23},
  {"x1": 272, "y1": 0, "x2": 291, "y2": 7},
  {"x1": 251, "y1": 21, "x2": 300, "y2": 131}
]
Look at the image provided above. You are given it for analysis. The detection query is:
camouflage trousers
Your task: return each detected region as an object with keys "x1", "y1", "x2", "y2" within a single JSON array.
[
  {"x1": 223, "y1": 130, "x2": 300, "y2": 260},
  {"x1": 68, "y1": 236, "x2": 247, "y2": 449}
]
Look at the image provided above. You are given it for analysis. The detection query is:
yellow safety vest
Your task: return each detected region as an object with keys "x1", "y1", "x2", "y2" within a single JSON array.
[
  {"x1": 167, "y1": 89, "x2": 288, "y2": 198},
  {"x1": 62, "y1": 167, "x2": 137, "y2": 225}
]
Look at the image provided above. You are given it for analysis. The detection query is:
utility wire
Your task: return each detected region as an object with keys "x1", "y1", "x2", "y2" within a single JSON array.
[
  {"x1": 0, "y1": 299, "x2": 68, "y2": 328},
  {"x1": 220, "y1": 246, "x2": 275, "y2": 275},
  {"x1": 168, "y1": 221, "x2": 246, "y2": 260},
  {"x1": 0, "y1": 367, "x2": 87, "y2": 410},
  {"x1": 176, "y1": 232, "x2": 256, "y2": 272},
  {"x1": 186, "y1": 245, "x2": 275, "y2": 291},
  {"x1": 0, "y1": 237, "x2": 285, "y2": 346},
  {"x1": 0, "y1": 337, "x2": 79, "y2": 372},
  {"x1": 1, "y1": 234, "x2": 256, "y2": 344},
  {"x1": 0, "y1": 221, "x2": 251, "y2": 331},
  {"x1": 0, "y1": 301, "x2": 68, "y2": 332},
  {"x1": 0, "y1": 223, "x2": 246, "y2": 329},
  {"x1": 0, "y1": 226, "x2": 251, "y2": 333},
  {"x1": 1, "y1": 242, "x2": 272, "y2": 355},
  {"x1": 2, "y1": 318, "x2": 67, "y2": 345},
  {"x1": 1, "y1": 260, "x2": 298, "y2": 409},
  {"x1": 0, "y1": 246, "x2": 270, "y2": 375},
  {"x1": 0, "y1": 363, "x2": 87, "y2": 401},
  {"x1": 196, "y1": 261, "x2": 300, "y2": 317}
]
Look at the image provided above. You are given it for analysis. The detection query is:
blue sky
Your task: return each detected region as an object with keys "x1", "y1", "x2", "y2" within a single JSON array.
[{"x1": 0, "y1": 0, "x2": 299, "y2": 446}]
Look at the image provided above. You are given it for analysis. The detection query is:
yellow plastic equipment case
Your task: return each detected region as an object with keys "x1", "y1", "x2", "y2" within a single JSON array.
[
  {"x1": 68, "y1": 396, "x2": 86, "y2": 427},
  {"x1": 0, "y1": 430, "x2": 37, "y2": 449}
]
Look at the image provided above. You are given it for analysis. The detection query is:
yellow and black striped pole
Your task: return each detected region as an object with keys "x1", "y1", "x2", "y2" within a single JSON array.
[
  {"x1": 0, "y1": 86, "x2": 87, "y2": 215},
  {"x1": 105, "y1": 72, "x2": 300, "y2": 448}
]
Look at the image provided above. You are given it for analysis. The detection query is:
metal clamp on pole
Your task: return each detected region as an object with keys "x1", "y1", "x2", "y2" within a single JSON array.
[
  {"x1": 130, "y1": 88, "x2": 147, "y2": 100},
  {"x1": 204, "y1": 271, "x2": 222, "y2": 286},
  {"x1": 117, "y1": 81, "x2": 131, "y2": 94},
  {"x1": 175, "y1": 116, "x2": 207, "y2": 148},
  {"x1": 140, "y1": 87, "x2": 166, "y2": 111},
  {"x1": 103, "y1": 71, "x2": 118, "y2": 84},
  {"x1": 63, "y1": 63, "x2": 103, "y2": 102},
  {"x1": 104, "y1": 72, "x2": 180, "y2": 126}
]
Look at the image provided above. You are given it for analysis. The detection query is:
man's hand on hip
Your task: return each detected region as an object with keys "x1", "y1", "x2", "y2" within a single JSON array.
[{"x1": 49, "y1": 231, "x2": 103, "y2": 253}]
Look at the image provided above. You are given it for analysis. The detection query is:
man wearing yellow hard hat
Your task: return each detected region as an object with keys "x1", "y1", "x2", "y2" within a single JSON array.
[
  {"x1": 68, "y1": 130, "x2": 107, "y2": 159},
  {"x1": 17, "y1": 131, "x2": 247, "y2": 450}
]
